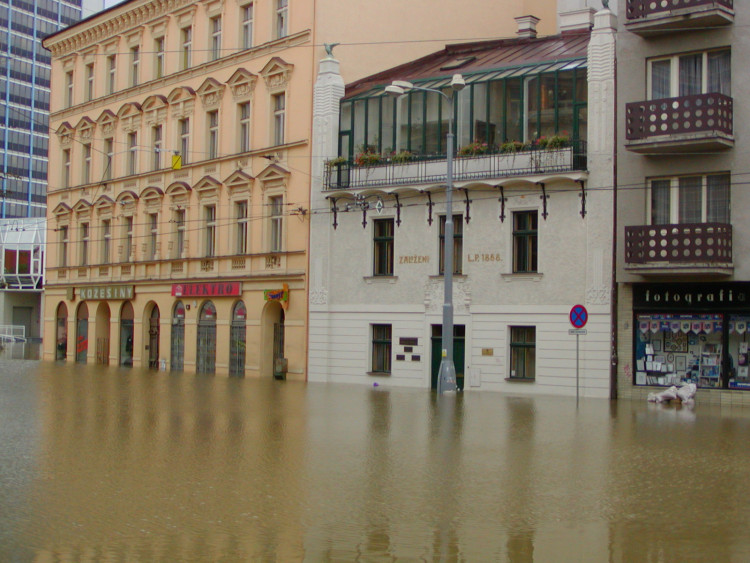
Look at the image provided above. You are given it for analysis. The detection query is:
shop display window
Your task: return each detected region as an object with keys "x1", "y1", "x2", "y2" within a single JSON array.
[
  {"x1": 728, "y1": 315, "x2": 750, "y2": 390},
  {"x1": 635, "y1": 314, "x2": 723, "y2": 388}
]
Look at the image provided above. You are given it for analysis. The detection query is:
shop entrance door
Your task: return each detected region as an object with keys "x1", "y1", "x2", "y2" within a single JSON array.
[
  {"x1": 171, "y1": 301, "x2": 185, "y2": 371},
  {"x1": 197, "y1": 301, "x2": 217, "y2": 374},
  {"x1": 148, "y1": 306, "x2": 160, "y2": 369},
  {"x1": 229, "y1": 301, "x2": 247, "y2": 377},
  {"x1": 430, "y1": 324, "x2": 465, "y2": 390},
  {"x1": 75, "y1": 303, "x2": 88, "y2": 364}
]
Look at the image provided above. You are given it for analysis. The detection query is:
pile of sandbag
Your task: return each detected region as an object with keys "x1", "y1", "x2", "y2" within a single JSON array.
[{"x1": 647, "y1": 383, "x2": 697, "y2": 404}]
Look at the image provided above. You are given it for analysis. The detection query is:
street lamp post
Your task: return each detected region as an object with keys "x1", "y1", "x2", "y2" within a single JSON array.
[{"x1": 386, "y1": 74, "x2": 465, "y2": 394}]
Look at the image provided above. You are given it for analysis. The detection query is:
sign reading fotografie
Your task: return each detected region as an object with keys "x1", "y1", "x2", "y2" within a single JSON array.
[
  {"x1": 77, "y1": 285, "x2": 134, "y2": 300},
  {"x1": 171, "y1": 282, "x2": 242, "y2": 297},
  {"x1": 633, "y1": 283, "x2": 750, "y2": 311}
]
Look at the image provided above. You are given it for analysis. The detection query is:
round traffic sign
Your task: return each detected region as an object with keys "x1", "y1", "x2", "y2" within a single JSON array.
[{"x1": 569, "y1": 304, "x2": 588, "y2": 329}]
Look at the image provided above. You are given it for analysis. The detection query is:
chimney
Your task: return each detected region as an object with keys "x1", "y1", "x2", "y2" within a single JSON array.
[{"x1": 515, "y1": 15, "x2": 540, "y2": 39}]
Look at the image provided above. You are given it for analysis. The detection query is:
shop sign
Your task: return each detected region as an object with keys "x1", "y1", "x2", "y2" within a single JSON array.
[
  {"x1": 77, "y1": 285, "x2": 134, "y2": 300},
  {"x1": 264, "y1": 283, "x2": 289, "y2": 310},
  {"x1": 633, "y1": 283, "x2": 750, "y2": 311},
  {"x1": 171, "y1": 282, "x2": 241, "y2": 297}
]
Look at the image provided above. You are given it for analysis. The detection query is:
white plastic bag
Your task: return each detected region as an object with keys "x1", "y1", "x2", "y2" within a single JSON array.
[
  {"x1": 676, "y1": 383, "x2": 697, "y2": 403},
  {"x1": 647, "y1": 386, "x2": 679, "y2": 403}
]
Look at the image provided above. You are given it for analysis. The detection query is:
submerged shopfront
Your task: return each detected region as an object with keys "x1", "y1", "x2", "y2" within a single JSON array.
[{"x1": 632, "y1": 283, "x2": 750, "y2": 390}]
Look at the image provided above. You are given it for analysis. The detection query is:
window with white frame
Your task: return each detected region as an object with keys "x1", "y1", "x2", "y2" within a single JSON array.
[
  {"x1": 204, "y1": 205, "x2": 216, "y2": 256},
  {"x1": 174, "y1": 208, "x2": 186, "y2": 258},
  {"x1": 179, "y1": 118, "x2": 190, "y2": 164},
  {"x1": 127, "y1": 132, "x2": 138, "y2": 175},
  {"x1": 62, "y1": 148, "x2": 70, "y2": 188},
  {"x1": 82, "y1": 143, "x2": 91, "y2": 184},
  {"x1": 65, "y1": 71, "x2": 73, "y2": 107},
  {"x1": 124, "y1": 216, "x2": 133, "y2": 260},
  {"x1": 152, "y1": 125, "x2": 162, "y2": 170},
  {"x1": 236, "y1": 200, "x2": 249, "y2": 254},
  {"x1": 649, "y1": 173, "x2": 730, "y2": 225},
  {"x1": 80, "y1": 222, "x2": 89, "y2": 266},
  {"x1": 273, "y1": 93, "x2": 285, "y2": 145},
  {"x1": 149, "y1": 213, "x2": 158, "y2": 259},
  {"x1": 207, "y1": 110, "x2": 219, "y2": 159},
  {"x1": 103, "y1": 137, "x2": 114, "y2": 180},
  {"x1": 181, "y1": 26, "x2": 192, "y2": 69},
  {"x1": 239, "y1": 101, "x2": 251, "y2": 152},
  {"x1": 649, "y1": 49, "x2": 731, "y2": 100},
  {"x1": 509, "y1": 326, "x2": 535, "y2": 379},
  {"x1": 154, "y1": 37, "x2": 165, "y2": 79},
  {"x1": 241, "y1": 3, "x2": 254, "y2": 49},
  {"x1": 269, "y1": 195, "x2": 283, "y2": 252},
  {"x1": 59, "y1": 225, "x2": 68, "y2": 267},
  {"x1": 85, "y1": 63, "x2": 94, "y2": 101},
  {"x1": 371, "y1": 324, "x2": 392, "y2": 373},
  {"x1": 210, "y1": 16, "x2": 222, "y2": 60},
  {"x1": 276, "y1": 0, "x2": 288, "y2": 39},
  {"x1": 107, "y1": 55, "x2": 116, "y2": 94},
  {"x1": 101, "y1": 219, "x2": 111, "y2": 263},
  {"x1": 130, "y1": 46, "x2": 140, "y2": 86}
]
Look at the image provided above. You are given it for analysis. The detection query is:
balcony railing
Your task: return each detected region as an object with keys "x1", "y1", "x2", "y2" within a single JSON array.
[
  {"x1": 625, "y1": 223, "x2": 732, "y2": 270},
  {"x1": 625, "y1": 93, "x2": 733, "y2": 153},
  {"x1": 324, "y1": 141, "x2": 587, "y2": 191},
  {"x1": 625, "y1": 0, "x2": 733, "y2": 34}
]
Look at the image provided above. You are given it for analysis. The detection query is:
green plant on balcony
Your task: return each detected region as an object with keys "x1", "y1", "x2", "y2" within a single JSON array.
[
  {"x1": 354, "y1": 149, "x2": 383, "y2": 167},
  {"x1": 500, "y1": 140, "x2": 528, "y2": 153},
  {"x1": 324, "y1": 156, "x2": 348, "y2": 168},
  {"x1": 457, "y1": 141, "x2": 491, "y2": 157},
  {"x1": 545, "y1": 133, "x2": 570, "y2": 149},
  {"x1": 390, "y1": 150, "x2": 413, "y2": 164}
]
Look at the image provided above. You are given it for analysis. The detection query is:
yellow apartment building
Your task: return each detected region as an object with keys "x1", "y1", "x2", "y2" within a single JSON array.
[{"x1": 41, "y1": 0, "x2": 557, "y2": 376}]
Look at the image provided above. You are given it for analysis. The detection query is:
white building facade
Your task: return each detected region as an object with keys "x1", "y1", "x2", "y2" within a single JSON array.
[{"x1": 309, "y1": 9, "x2": 618, "y2": 398}]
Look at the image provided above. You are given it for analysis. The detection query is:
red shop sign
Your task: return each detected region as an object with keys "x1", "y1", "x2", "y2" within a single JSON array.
[{"x1": 171, "y1": 282, "x2": 242, "y2": 297}]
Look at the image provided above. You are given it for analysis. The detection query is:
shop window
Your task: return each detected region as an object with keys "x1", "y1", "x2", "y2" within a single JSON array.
[
  {"x1": 729, "y1": 316, "x2": 750, "y2": 389},
  {"x1": 510, "y1": 326, "x2": 535, "y2": 379},
  {"x1": 371, "y1": 324, "x2": 391, "y2": 373}
]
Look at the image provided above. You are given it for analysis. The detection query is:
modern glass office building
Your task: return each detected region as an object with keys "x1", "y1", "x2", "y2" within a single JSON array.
[{"x1": 0, "y1": 0, "x2": 89, "y2": 218}]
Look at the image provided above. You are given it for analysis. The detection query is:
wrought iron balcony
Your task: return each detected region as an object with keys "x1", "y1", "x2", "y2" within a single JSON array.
[
  {"x1": 625, "y1": 0, "x2": 733, "y2": 35},
  {"x1": 324, "y1": 141, "x2": 587, "y2": 191},
  {"x1": 625, "y1": 93, "x2": 733, "y2": 154},
  {"x1": 625, "y1": 222, "x2": 732, "y2": 274}
]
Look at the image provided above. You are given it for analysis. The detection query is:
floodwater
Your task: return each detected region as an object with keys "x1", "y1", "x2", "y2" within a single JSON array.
[{"x1": 2, "y1": 361, "x2": 750, "y2": 562}]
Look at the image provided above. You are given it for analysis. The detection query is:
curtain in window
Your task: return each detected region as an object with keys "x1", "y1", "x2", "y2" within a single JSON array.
[
  {"x1": 651, "y1": 180, "x2": 671, "y2": 224},
  {"x1": 651, "y1": 60, "x2": 671, "y2": 99},
  {"x1": 679, "y1": 54, "x2": 702, "y2": 97},
  {"x1": 678, "y1": 176, "x2": 702, "y2": 223},
  {"x1": 708, "y1": 50, "x2": 731, "y2": 95},
  {"x1": 707, "y1": 174, "x2": 730, "y2": 223}
]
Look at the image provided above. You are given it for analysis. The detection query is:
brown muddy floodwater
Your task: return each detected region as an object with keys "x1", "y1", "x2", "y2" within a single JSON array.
[{"x1": 1, "y1": 359, "x2": 750, "y2": 562}]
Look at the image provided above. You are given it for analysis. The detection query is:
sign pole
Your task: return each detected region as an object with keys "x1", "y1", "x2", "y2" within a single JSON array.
[
  {"x1": 576, "y1": 333, "x2": 580, "y2": 406},
  {"x1": 568, "y1": 304, "x2": 588, "y2": 406}
]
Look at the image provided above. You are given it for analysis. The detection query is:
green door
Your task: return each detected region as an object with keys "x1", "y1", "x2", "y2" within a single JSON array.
[{"x1": 431, "y1": 324, "x2": 465, "y2": 390}]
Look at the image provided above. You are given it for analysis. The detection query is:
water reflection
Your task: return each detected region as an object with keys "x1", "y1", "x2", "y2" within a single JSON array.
[{"x1": 2, "y1": 360, "x2": 750, "y2": 561}]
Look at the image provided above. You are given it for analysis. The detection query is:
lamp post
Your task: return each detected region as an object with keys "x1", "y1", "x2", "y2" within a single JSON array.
[{"x1": 386, "y1": 74, "x2": 465, "y2": 394}]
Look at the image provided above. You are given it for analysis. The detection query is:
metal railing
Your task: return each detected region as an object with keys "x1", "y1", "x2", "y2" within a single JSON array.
[
  {"x1": 0, "y1": 325, "x2": 26, "y2": 342},
  {"x1": 625, "y1": 222, "x2": 732, "y2": 265},
  {"x1": 626, "y1": 93, "x2": 733, "y2": 141},
  {"x1": 626, "y1": 0, "x2": 733, "y2": 20}
]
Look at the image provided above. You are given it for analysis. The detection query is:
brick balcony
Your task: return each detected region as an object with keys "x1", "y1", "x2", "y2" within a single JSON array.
[
  {"x1": 625, "y1": 0, "x2": 733, "y2": 35},
  {"x1": 624, "y1": 222, "x2": 733, "y2": 275},
  {"x1": 625, "y1": 93, "x2": 733, "y2": 154}
]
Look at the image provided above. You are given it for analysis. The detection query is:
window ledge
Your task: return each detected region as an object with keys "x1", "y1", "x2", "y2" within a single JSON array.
[
  {"x1": 428, "y1": 274, "x2": 468, "y2": 280},
  {"x1": 505, "y1": 377, "x2": 536, "y2": 383},
  {"x1": 501, "y1": 272, "x2": 543, "y2": 282},
  {"x1": 364, "y1": 275, "x2": 398, "y2": 284},
  {"x1": 367, "y1": 372, "x2": 391, "y2": 377}
]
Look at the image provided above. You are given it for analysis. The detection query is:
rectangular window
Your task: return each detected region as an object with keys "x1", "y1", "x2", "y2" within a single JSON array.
[
  {"x1": 181, "y1": 27, "x2": 192, "y2": 69},
  {"x1": 65, "y1": 70, "x2": 73, "y2": 107},
  {"x1": 128, "y1": 132, "x2": 138, "y2": 175},
  {"x1": 175, "y1": 209, "x2": 185, "y2": 258},
  {"x1": 371, "y1": 324, "x2": 392, "y2": 373},
  {"x1": 101, "y1": 219, "x2": 111, "y2": 263},
  {"x1": 124, "y1": 216, "x2": 133, "y2": 260},
  {"x1": 210, "y1": 16, "x2": 222, "y2": 60},
  {"x1": 62, "y1": 148, "x2": 70, "y2": 188},
  {"x1": 103, "y1": 138, "x2": 114, "y2": 180},
  {"x1": 373, "y1": 218, "x2": 394, "y2": 276},
  {"x1": 85, "y1": 63, "x2": 94, "y2": 101},
  {"x1": 82, "y1": 143, "x2": 91, "y2": 184},
  {"x1": 439, "y1": 214, "x2": 463, "y2": 275},
  {"x1": 649, "y1": 173, "x2": 731, "y2": 225},
  {"x1": 152, "y1": 125, "x2": 162, "y2": 170},
  {"x1": 270, "y1": 195, "x2": 283, "y2": 252},
  {"x1": 204, "y1": 205, "x2": 216, "y2": 257},
  {"x1": 513, "y1": 211, "x2": 538, "y2": 273},
  {"x1": 273, "y1": 93, "x2": 285, "y2": 145},
  {"x1": 149, "y1": 213, "x2": 158, "y2": 259},
  {"x1": 236, "y1": 200, "x2": 248, "y2": 254},
  {"x1": 276, "y1": 0, "x2": 288, "y2": 38},
  {"x1": 59, "y1": 225, "x2": 68, "y2": 267},
  {"x1": 510, "y1": 326, "x2": 536, "y2": 379},
  {"x1": 179, "y1": 118, "x2": 190, "y2": 165},
  {"x1": 649, "y1": 49, "x2": 731, "y2": 99},
  {"x1": 154, "y1": 37, "x2": 165, "y2": 78},
  {"x1": 130, "y1": 46, "x2": 140, "y2": 86},
  {"x1": 80, "y1": 222, "x2": 89, "y2": 266},
  {"x1": 107, "y1": 55, "x2": 116, "y2": 94},
  {"x1": 242, "y1": 3, "x2": 254, "y2": 49},
  {"x1": 239, "y1": 102, "x2": 251, "y2": 152},
  {"x1": 207, "y1": 110, "x2": 219, "y2": 159}
]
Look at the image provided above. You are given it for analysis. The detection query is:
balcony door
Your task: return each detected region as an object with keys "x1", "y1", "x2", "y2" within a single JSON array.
[{"x1": 649, "y1": 50, "x2": 730, "y2": 100}]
